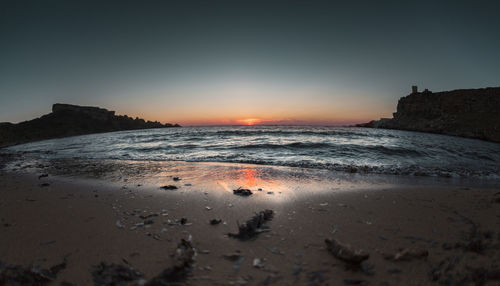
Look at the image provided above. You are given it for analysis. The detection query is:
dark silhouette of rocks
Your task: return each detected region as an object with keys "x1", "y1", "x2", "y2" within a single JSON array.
[
  {"x1": 357, "y1": 86, "x2": 500, "y2": 142},
  {"x1": 0, "y1": 103, "x2": 180, "y2": 148}
]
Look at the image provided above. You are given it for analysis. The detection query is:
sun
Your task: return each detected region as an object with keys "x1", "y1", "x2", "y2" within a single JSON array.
[{"x1": 238, "y1": 118, "x2": 262, "y2": 126}]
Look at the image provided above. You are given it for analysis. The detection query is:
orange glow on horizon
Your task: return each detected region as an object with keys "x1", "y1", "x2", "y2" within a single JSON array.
[
  {"x1": 119, "y1": 106, "x2": 392, "y2": 127},
  {"x1": 237, "y1": 118, "x2": 262, "y2": 125},
  {"x1": 111, "y1": 84, "x2": 395, "y2": 127},
  {"x1": 170, "y1": 117, "x2": 375, "y2": 126}
]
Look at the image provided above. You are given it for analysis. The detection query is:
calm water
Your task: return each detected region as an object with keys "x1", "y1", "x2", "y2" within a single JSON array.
[{"x1": 4, "y1": 126, "x2": 500, "y2": 178}]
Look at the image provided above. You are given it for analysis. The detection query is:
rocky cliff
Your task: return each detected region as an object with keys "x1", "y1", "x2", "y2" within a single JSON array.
[
  {"x1": 357, "y1": 87, "x2": 500, "y2": 142},
  {"x1": 0, "y1": 104, "x2": 180, "y2": 148}
]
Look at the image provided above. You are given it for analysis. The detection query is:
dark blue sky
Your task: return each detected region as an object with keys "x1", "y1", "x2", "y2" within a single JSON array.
[{"x1": 1, "y1": 0, "x2": 499, "y2": 124}]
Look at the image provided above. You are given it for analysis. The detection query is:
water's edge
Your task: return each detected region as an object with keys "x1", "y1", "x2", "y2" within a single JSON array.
[{"x1": 2, "y1": 126, "x2": 500, "y2": 179}]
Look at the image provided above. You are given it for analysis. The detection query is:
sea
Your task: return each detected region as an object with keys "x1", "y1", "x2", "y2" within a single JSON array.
[{"x1": 3, "y1": 126, "x2": 500, "y2": 179}]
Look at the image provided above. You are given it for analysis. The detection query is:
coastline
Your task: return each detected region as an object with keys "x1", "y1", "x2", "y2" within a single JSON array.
[
  {"x1": 356, "y1": 87, "x2": 500, "y2": 143},
  {"x1": 1, "y1": 159, "x2": 499, "y2": 285}
]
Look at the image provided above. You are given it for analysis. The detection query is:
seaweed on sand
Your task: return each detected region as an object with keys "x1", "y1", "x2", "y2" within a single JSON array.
[
  {"x1": 383, "y1": 246, "x2": 428, "y2": 261},
  {"x1": 233, "y1": 187, "x2": 253, "y2": 196},
  {"x1": 324, "y1": 238, "x2": 369, "y2": 265},
  {"x1": 0, "y1": 259, "x2": 67, "y2": 285},
  {"x1": 160, "y1": 185, "x2": 178, "y2": 190},
  {"x1": 228, "y1": 210, "x2": 274, "y2": 240},
  {"x1": 145, "y1": 239, "x2": 196, "y2": 285},
  {"x1": 92, "y1": 262, "x2": 143, "y2": 286},
  {"x1": 92, "y1": 239, "x2": 196, "y2": 286}
]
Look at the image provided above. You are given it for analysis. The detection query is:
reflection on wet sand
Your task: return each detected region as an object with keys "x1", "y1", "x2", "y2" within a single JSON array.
[
  {"x1": 6, "y1": 156, "x2": 482, "y2": 203},
  {"x1": 214, "y1": 167, "x2": 291, "y2": 200},
  {"x1": 239, "y1": 168, "x2": 258, "y2": 187}
]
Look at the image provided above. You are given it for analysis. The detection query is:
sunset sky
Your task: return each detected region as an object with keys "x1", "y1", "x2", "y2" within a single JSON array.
[{"x1": 1, "y1": 0, "x2": 499, "y2": 125}]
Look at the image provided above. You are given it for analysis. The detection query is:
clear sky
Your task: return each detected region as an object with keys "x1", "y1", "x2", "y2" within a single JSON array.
[{"x1": 1, "y1": 0, "x2": 499, "y2": 125}]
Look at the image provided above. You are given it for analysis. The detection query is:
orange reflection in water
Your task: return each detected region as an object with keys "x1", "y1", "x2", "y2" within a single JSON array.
[
  {"x1": 232, "y1": 167, "x2": 285, "y2": 194},
  {"x1": 219, "y1": 167, "x2": 276, "y2": 193},
  {"x1": 240, "y1": 168, "x2": 258, "y2": 187},
  {"x1": 150, "y1": 162, "x2": 296, "y2": 200}
]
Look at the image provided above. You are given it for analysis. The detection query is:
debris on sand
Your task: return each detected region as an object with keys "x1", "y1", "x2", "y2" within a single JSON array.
[
  {"x1": 168, "y1": 218, "x2": 189, "y2": 226},
  {"x1": 210, "y1": 219, "x2": 222, "y2": 225},
  {"x1": 0, "y1": 259, "x2": 67, "y2": 285},
  {"x1": 38, "y1": 174, "x2": 48, "y2": 179},
  {"x1": 223, "y1": 253, "x2": 247, "y2": 272},
  {"x1": 173, "y1": 177, "x2": 181, "y2": 181},
  {"x1": 383, "y1": 247, "x2": 428, "y2": 261},
  {"x1": 115, "y1": 220, "x2": 124, "y2": 229},
  {"x1": 232, "y1": 257, "x2": 246, "y2": 271},
  {"x1": 160, "y1": 185, "x2": 178, "y2": 190},
  {"x1": 325, "y1": 238, "x2": 369, "y2": 265},
  {"x1": 92, "y1": 239, "x2": 196, "y2": 285},
  {"x1": 92, "y1": 262, "x2": 143, "y2": 285},
  {"x1": 267, "y1": 247, "x2": 284, "y2": 255},
  {"x1": 453, "y1": 211, "x2": 490, "y2": 254},
  {"x1": 223, "y1": 251, "x2": 243, "y2": 261},
  {"x1": 253, "y1": 258, "x2": 265, "y2": 268},
  {"x1": 228, "y1": 210, "x2": 274, "y2": 240},
  {"x1": 233, "y1": 187, "x2": 253, "y2": 196},
  {"x1": 139, "y1": 213, "x2": 159, "y2": 219},
  {"x1": 145, "y1": 239, "x2": 196, "y2": 285},
  {"x1": 430, "y1": 256, "x2": 500, "y2": 285}
]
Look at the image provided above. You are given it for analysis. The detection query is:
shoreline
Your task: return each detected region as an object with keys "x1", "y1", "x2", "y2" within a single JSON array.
[
  {"x1": 3, "y1": 125, "x2": 500, "y2": 180},
  {"x1": 3, "y1": 153, "x2": 500, "y2": 187},
  {"x1": 1, "y1": 159, "x2": 499, "y2": 285}
]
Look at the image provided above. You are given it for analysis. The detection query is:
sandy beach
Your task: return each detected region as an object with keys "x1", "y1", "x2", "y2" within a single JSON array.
[{"x1": 1, "y1": 156, "x2": 499, "y2": 285}]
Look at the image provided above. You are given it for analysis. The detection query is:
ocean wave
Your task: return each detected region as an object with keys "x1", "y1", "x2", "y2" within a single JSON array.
[
  {"x1": 182, "y1": 157, "x2": 499, "y2": 178},
  {"x1": 233, "y1": 142, "x2": 333, "y2": 150},
  {"x1": 198, "y1": 129, "x2": 376, "y2": 138},
  {"x1": 363, "y1": 145, "x2": 426, "y2": 156},
  {"x1": 4, "y1": 126, "x2": 500, "y2": 179}
]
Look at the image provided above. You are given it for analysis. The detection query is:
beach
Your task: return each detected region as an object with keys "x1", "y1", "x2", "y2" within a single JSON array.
[
  {"x1": 1, "y1": 156, "x2": 499, "y2": 285},
  {"x1": 3, "y1": 0, "x2": 500, "y2": 284}
]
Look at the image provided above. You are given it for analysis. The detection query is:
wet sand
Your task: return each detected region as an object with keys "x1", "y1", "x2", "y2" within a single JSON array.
[{"x1": 0, "y1": 159, "x2": 499, "y2": 285}]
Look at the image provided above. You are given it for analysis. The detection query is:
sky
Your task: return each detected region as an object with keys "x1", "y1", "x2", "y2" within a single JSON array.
[{"x1": 1, "y1": 0, "x2": 499, "y2": 125}]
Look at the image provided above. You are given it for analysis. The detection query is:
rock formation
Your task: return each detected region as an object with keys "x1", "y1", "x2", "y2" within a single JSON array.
[
  {"x1": 0, "y1": 104, "x2": 180, "y2": 148},
  {"x1": 357, "y1": 86, "x2": 500, "y2": 142}
]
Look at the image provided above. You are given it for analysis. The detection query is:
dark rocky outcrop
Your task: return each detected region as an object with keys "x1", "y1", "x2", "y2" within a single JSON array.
[
  {"x1": 357, "y1": 87, "x2": 500, "y2": 142},
  {"x1": 0, "y1": 103, "x2": 180, "y2": 148}
]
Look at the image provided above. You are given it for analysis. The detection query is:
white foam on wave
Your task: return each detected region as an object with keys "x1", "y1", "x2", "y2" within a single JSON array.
[{"x1": 4, "y1": 126, "x2": 500, "y2": 179}]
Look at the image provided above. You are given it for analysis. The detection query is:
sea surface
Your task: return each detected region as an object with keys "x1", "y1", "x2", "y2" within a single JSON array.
[{"x1": 4, "y1": 126, "x2": 500, "y2": 179}]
